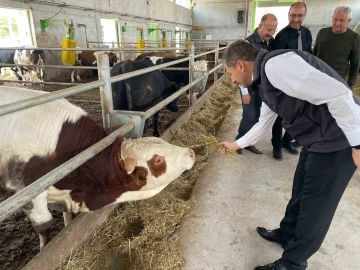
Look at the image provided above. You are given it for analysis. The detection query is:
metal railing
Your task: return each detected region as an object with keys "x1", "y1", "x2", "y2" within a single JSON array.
[{"x1": 0, "y1": 42, "x2": 228, "y2": 222}]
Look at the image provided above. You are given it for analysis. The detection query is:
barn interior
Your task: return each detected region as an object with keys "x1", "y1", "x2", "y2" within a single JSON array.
[{"x1": 1, "y1": 0, "x2": 360, "y2": 270}]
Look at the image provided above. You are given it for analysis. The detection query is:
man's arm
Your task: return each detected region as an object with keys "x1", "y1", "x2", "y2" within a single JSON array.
[
  {"x1": 348, "y1": 33, "x2": 360, "y2": 90},
  {"x1": 265, "y1": 52, "x2": 360, "y2": 147},
  {"x1": 235, "y1": 102, "x2": 277, "y2": 148}
]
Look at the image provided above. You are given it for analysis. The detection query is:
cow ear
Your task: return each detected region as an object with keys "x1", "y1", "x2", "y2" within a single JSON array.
[{"x1": 124, "y1": 157, "x2": 137, "y2": 174}]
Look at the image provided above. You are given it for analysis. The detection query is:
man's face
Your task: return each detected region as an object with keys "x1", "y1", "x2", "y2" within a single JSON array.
[
  {"x1": 225, "y1": 61, "x2": 252, "y2": 87},
  {"x1": 332, "y1": 10, "x2": 350, "y2": 34},
  {"x1": 258, "y1": 19, "x2": 278, "y2": 41},
  {"x1": 288, "y1": 6, "x2": 306, "y2": 29}
]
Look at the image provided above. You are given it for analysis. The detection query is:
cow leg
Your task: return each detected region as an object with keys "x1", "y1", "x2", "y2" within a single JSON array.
[
  {"x1": 76, "y1": 68, "x2": 81, "y2": 82},
  {"x1": 23, "y1": 191, "x2": 53, "y2": 249},
  {"x1": 152, "y1": 112, "x2": 160, "y2": 137},
  {"x1": 71, "y1": 69, "x2": 76, "y2": 83}
]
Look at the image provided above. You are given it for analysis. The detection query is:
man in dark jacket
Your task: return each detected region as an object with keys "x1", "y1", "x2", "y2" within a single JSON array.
[
  {"x1": 236, "y1": 13, "x2": 277, "y2": 155},
  {"x1": 271, "y1": 2, "x2": 313, "y2": 160},
  {"x1": 220, "y1": 40, "x2": 360, "y2": 270}
]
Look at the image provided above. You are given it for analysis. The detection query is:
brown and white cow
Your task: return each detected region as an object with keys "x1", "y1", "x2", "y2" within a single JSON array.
[
  {"x1": 0, "y1": 86, "x2": 195, "y2": 248},
  {"x1": 71, "y1": 50, "x2": 118, "y2": 82}
]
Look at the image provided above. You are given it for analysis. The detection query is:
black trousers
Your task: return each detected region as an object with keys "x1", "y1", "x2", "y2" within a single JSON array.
[
  {"x1": 272, "y1": 116, "x2": 293, "y2": 150},
  {"x1": 278, "y1": 147, "x2": 356, "y2": 270},
  {"x1": 236, "y1": 89, "x2": 262, "y2": 140}
]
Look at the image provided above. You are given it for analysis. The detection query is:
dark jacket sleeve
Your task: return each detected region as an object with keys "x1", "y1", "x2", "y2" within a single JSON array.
[
  {"x1": 348, "y1": 33, "x2": 360, "y2": 89},
  {"x1": 305, "y1": 29, "x2": 313, "y2": 54},
  {"x1": 273, "y1": 29, "x2": 287, "y2": 50}
]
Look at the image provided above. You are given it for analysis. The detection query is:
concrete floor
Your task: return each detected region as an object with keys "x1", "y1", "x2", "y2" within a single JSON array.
[{"x1": 179, "y1": 94, "x2": 360, "y2": 270}]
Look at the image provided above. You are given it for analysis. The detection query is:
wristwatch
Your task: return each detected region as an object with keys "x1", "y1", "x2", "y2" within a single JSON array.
[{"x1": 353, "y1": 145, "x2": 360, "y2": 150}]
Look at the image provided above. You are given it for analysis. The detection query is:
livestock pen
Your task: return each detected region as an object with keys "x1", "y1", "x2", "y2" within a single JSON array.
[{"x1": 0, "y1": 42, "x2": 236, "y2": 269}]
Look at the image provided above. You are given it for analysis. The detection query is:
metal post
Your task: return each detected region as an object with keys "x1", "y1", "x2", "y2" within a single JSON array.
[
  {"x1": 94, "y1": 52, "x2": 113, "y2": 132},
  {"x1": 189, "y1": 42, "x2": 196, "y2": 106},
  {"x1": 214, "y1": 42, "x2": 219, "y2": 82}
]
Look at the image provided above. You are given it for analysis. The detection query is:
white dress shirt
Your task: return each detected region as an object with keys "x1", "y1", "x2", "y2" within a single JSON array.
[{"x1": 236, "y1": 52, "x2": 360, "y2": 148}]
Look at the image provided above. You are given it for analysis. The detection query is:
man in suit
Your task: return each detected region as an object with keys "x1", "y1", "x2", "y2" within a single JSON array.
[
  {"x1": 236, "y1": 13, "x2": 278, "y2": 155},
  {"x1": 271, "y1": 2, "x2": 313, "y2": 160}
]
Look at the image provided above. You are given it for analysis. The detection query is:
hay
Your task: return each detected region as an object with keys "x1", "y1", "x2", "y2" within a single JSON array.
[
  {"x1": 59, "y1": 74, "x2": 239, "y2": 270},
  {"x1": 354, "y1": 85, "x2": 360, "y2": 97}
]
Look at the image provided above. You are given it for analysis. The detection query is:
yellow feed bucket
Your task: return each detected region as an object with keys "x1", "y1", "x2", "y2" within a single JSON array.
[
  {"x1": 161, "y1": 39, "x2": 168, "y2": 48},
  {"x1": 61, "y1": 38, "x2": 77, "y2": 66},
  {"x1": 185, "y1": 38, "x2": 190, "y2": 48}
]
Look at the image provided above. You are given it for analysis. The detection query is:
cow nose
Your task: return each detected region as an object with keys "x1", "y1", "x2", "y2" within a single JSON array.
[{"x1": 188, "y1": 149, "x2": 195, "y2": 159}]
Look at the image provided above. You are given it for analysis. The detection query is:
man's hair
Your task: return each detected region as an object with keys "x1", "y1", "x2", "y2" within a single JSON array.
[
  {"x1": 222, "y1": 40, "x2": 258, "y2": 68},
  {"x1": 334, "y1": 6, "x2": 352, "y2": 19},
  {"x1": 260, "y1": 13, "x2": 277, "y2": 24},
  {"x1": 289, "y1": 2, "x2": 307, "y2": 13}
]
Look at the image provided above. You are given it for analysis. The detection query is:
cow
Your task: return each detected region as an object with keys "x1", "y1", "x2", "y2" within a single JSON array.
[
  {"x1": 0, "y1": 49, "x2": 24, "y2": 83},
  {"x1": 0, "y1": 86, "x2": 195, "y2": 249},
  {"x1": 71, "y1": 50, "x2": 118, "y2": 83},
  {"x1": 110, "y1": 58, "x2": 180, "y2": 137},
  {"x1": 135, "y1": 54, "x2": 208, "y2": 87},
  {"x1": 13, "y1": 48, "x2": 45, "y2": 82}
]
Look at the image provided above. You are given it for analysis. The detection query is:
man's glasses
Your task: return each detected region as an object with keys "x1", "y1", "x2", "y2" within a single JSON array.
[{"x1": 289, "y1": 14, "x2": 305, "y2": 19}]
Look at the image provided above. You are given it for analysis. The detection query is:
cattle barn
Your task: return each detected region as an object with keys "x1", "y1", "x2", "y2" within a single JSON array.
[{"x1": 0, "y1": 1, "x2": 360, "y2": 270}]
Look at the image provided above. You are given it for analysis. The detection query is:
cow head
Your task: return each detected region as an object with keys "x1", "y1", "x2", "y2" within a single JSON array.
[
  {"x1": 106, "y1": 52, "x2": 118, "y2": 67},
  {"x1": 117, "y1": 137, "x2": 195, "y2": 202}
]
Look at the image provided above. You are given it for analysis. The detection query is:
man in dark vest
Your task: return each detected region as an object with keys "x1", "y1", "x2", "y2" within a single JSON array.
[
  {"x1": 219, "y1": 40, "x2": 360, "y2": 270},
  {"x1": 271, "y1": 2, "x2": 313, "y2": 159},
  {"x1": 235, "y1": 13, "x2": 277, "y2": 155}
]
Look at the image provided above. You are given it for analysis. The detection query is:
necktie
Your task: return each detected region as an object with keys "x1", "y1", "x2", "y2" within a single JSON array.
[{"x1": 297, "y1": 30, "x2": 303, "y2": 51}]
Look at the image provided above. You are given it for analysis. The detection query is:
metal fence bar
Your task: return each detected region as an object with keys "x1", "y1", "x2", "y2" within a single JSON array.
[
  {"x1": 0, "y1": 79, "x2": 83, "y2": 86},
  {"x1": 109, "y1": 56, "x2": 191, "y2": 84},
  {"x1": 0, "y1": 80, "x2": 105, "y2": 117},
  {"x1": 0, "y1": 63, "x2": 98, "y2": 70},
  {"x1": 0, "y1": 47, "x2": 190, "y2": 52},
  {"x1": 0, "y1": 123, "x2": 135, "y2": 223},
  {"x1": 95, "y1": 52, "x2": 113, "y2": 131},
  {"x1": 143, "y1": 63, "x2": 224, "y2": 120},
  {"x1": 189, "y1": 42, "x2": 196, "y2": 106}
]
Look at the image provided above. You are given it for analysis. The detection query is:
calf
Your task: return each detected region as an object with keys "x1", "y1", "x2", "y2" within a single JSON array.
[
  {"x1": 111, "y1": 58, "x2": 180, "y2": 137},
  {"x1": 14, "y1": 48, "x2": 45, "y2": 82},
  {"x1": 0, "y1": 86, "x2": 195, "y2": 248},
  {"x1": 71, "y1": 50, "x2": 118, "y2": 82}
]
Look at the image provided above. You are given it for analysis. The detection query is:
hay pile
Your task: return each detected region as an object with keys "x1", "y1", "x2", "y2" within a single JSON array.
[
  {"x1": 60, "y1": 74, "x2": 238, "y2": 270},
  {"x1": 354, "y1": 85, "x2": 360, "y2": 97}
]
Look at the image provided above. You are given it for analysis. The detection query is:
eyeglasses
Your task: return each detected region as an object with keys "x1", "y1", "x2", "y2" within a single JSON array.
[
  {"x1": 289, "y1": 14, "x2": 305, "y2": 19},
  {"x1": 264, "y1": 28, "x2": 278, "y2": 33}
]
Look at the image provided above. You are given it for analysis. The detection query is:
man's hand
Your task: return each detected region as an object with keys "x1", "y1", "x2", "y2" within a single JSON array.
[
  {"x1": 352, "y1": 148, "x2": 360, "y2": 170},
  {"x1": 218, "y1": 141, "x2": 240, "y2": 155},
  {"x1": 242, "y1": 94, "x2": 251, "y2": 104}
]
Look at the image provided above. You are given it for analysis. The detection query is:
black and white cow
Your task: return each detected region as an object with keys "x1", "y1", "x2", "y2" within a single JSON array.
[
  {"x1": 13, "y1": 48, "x2": 45, "y2": 82},
  {"x1": 0, "y1": 49, "x2": 24, "y2": 83},
  {"x1": 110, "y1": 58, "x2": 180, "y2": 137},
  {"x1": 0, "y1": 86, "x2": 195, "y2": 248}
]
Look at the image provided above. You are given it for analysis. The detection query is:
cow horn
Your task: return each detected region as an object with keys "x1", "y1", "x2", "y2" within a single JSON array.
[{"x1": 124, "y1": 157, "x2": 137, "y2": 174}]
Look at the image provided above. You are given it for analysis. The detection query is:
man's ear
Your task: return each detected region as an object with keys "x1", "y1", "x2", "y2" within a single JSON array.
[{"x1": 236, "y1": 60, "x2": 245, "y2": 72}]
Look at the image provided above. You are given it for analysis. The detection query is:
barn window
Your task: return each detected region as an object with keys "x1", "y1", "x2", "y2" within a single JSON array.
[
  {"x1": 100, "y1": 18, "x2": 120, "y2": 48},
  {"x1": 252, "y1": 1, "x2": 297, "y2": 34},
  {"x1": 0, "y1": 7, "x2": 34, "y2": 47},
  {"x1": 175, "y1": 0, "x2": 191, "y2": 9}
]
